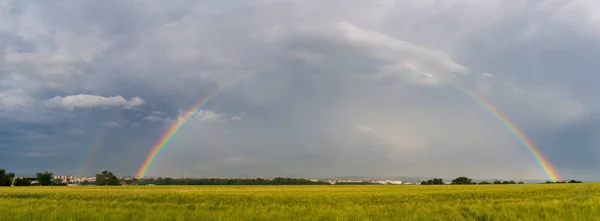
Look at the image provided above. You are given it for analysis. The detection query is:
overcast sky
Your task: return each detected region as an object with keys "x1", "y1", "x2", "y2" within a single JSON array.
[{"x1": 1, "y1": 0, "x2": 599, "y2": 181}]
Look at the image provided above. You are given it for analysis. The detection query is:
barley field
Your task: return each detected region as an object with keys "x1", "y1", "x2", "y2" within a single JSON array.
[{"x1": 0, "y1": 184, "x2": 598, "y2": 221}]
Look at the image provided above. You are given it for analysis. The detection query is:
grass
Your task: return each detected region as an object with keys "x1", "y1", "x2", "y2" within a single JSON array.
[{"x1": 0, "y1": 184, "x2": 599, "y2": 220}]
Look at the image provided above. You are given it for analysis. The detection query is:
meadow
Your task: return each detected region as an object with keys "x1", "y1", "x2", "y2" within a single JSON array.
[{"x1": 0, "y1": 184, "x2": 598, "y2": 221}]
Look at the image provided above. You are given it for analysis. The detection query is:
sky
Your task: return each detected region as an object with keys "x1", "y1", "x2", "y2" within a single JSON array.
[{"x1": 1, "y1": 0, "x2": 599, "y2": 181}]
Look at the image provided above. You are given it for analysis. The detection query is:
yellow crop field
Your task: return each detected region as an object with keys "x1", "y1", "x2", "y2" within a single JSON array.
[{"x1": 1, "y1": 184, "x2": 599, "y2": 220}]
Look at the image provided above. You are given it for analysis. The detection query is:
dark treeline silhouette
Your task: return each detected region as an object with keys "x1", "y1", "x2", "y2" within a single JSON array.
[
  {"x1": 420, "y1": 177, "x2": 584, "y2": 185},
  {"x1": 492, "y1": 180, "x2": 518, "y2": 184},
  {"x1": 0, "y1": 168, "x2": 586, "y2": 186},
  {"x1": 134, "y1": 177, "x2": 330, "y2": 185},
  {"x1": 546, "y1": 180, "x2": 583, "y2": 184},
  {"x1": 420, "y1": 178, "x2": 444, "y2": 185},
  {"x1": 0, "y1": 169, "x2": 59, "y2": 186},
  {"x1": 478, "y1": 180, "x2": 525, "y2": 185},
  {"x1": 452, "y1": 177, "x2": 475, "y2": 185}
]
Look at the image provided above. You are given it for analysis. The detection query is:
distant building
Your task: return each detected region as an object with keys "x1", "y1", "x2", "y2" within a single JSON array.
[{"x1": 374, "y1": 180, "x2": 403, "y2": 185}]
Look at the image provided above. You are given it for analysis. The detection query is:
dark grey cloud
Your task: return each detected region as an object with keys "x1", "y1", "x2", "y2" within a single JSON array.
[{"x1": 1, "y1": 0, "x2": 598, "y2": 181}]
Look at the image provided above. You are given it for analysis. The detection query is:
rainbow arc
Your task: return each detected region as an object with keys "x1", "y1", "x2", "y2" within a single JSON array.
[{"x1": 135, "y1": 75, "x2": 560, "y2": 182}]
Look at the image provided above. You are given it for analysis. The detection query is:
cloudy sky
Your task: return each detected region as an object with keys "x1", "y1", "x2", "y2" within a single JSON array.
[{"x1": 1, "y1": 0, "x2": 598, "y2": 181}]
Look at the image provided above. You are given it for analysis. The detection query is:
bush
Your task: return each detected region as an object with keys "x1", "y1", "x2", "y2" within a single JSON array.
[{"x1": 13, "y1": 178, "x2": 32, "y2": 186}]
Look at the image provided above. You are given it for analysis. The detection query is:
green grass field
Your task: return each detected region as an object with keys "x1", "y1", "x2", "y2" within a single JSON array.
[{"x1": 1, "y1": 184, "x2": 598, "y2": 221}]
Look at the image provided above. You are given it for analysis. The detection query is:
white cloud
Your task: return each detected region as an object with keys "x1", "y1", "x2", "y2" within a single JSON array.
[
  {"x1": 336, "y1": 21, "x2": 468, "y2": 77},
  {"x1": 230, "y1": 116, "x2": 242, "y2": 120},
  {"x1": 409, "y1": 71, "x2": 440, "y2": 86},
  {"x1": 144, "y1": 110, "x2": 169, "y2": 123},
  {"x1": 193, "y1": 110, "x2": 225, "y2": 122},
  {"x1": 45, "y1": 94, "x2": 144, "y2": 110},
  {"x1": 311, "y1": 21, "x2": 470, "y2": 87},
  {"x1": 174, "y1": 110, "x2": 230, "y2": 122},
  {"x1": 124, "y1": 97, "x2": 145, "y2": 109}
]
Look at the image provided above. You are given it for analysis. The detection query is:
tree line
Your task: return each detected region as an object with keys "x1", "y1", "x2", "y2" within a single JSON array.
[
  {"x1": 0, "y1": 169, "x2": 585, "y2": 186},
  {"x1": 0, "y1": 169, "x2": 55, "y2": 186},
  {"x1": 93, "y1": 171, "x2": 330, "y2": 185},
  {"x1": 135, "y1": 177, "x2": 330, "y2": 185},
  {"x1": 0, "y1": 169, "x2": 121, "y2": 186},
  {"x1": 0, "y1": 169, "x2": 330, "y2": 186},
  {"x1": 420, "y1": 176, "x2": 583, "y2": 185}
]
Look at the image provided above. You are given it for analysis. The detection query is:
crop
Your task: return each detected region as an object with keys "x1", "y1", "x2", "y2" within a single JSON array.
[{"x1": 0, "y1": 184, "x2": 598, "y2": 220}]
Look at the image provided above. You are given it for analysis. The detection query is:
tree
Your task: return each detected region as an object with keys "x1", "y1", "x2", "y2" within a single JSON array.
[
  {"x1": 493, "y1": 180, "x2": 502, "y2": 184},
  {"x1": 36, "y1": 171, "x2": 53, "y2": 186},
  {"x1": 451, "y1": 177, "x2": 473, "y2": 185},
  {"x1": 95, "y1": 170, "x2": 120, "y2": 185},
  {"x1": 518, "y1": 181, "x2": 524, "y2": 184},
  {"x1": 568, "y1": 180, "x2": 583, "y2": 183},
  {"x1": 13, "y1": 178, "x2": 32, "y2": 186},
  {"x1": 0, "y1": 169, "x2": 15, "y2": 186},
  {"x1": 433, "y1": 178, "x2": 444, "y2": 185},
  {"x1": 478, "y1": 181, "x2": 491, "y2": 185},
  {"x1": 420, "y1": 178, "x2": 444, "y2": 185},
  {"x1": 36, "y1": 171, "x2": 54, "y2": 186}
]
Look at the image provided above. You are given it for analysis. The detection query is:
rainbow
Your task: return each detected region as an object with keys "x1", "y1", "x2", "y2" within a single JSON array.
[
  {"x1": 134, "y1": 63, "x2": 272, "y2": 179},
  {"x1": 450, "y1": 83, "x2": 560, "y2": 182},
  {"x1": 135, "y1": 92, "x2": 219, "y2": 178},
  {"x1": 135, "y1": 72, "x2": 560, "y2": 182},
  {"x1": 78, "y1": 129, "x2": 108, "y2": 177},
  {"x1": 78, "y1": 109, "x2": 121, "y2": 177}
]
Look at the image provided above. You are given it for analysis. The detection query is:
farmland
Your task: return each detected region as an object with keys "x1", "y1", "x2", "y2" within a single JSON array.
[{"x1": 0, "y1": 184, "x2": 598, "y2": 220}]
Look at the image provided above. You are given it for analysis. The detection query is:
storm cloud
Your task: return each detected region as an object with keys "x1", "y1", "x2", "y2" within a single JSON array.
[{"x1": 1, "y1": 0, "x2": 598, "y2": 180}]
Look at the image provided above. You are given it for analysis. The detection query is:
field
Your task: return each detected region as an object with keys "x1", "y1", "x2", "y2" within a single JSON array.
[{"x1": 1, "y1": 184, "x2": 599, "y2": 221}]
